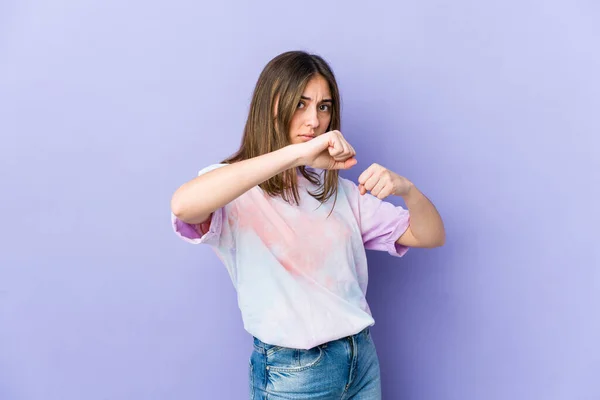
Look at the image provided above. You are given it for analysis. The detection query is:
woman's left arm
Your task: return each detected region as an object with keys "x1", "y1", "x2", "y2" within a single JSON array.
[{"x1": 358, "y1": 163, "x2": 446, "y2": 248}]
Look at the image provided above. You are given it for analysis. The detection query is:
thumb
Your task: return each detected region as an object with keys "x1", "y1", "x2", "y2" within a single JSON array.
[{"x1": 332, "y1": 157, "x2": 357, "y2": 170}]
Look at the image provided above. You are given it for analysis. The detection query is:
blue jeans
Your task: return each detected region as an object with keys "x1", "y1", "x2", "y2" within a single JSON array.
[{"x1": 250, "y1": 327, "x2": 381, "y2": 399}]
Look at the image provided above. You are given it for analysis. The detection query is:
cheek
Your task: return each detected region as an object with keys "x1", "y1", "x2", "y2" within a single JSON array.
[
  {"x1": 319, "y1": 115, "x2": 332, "y2": 132},
  {"x1": 288, "y1": 115, "x2": 301, "y2": 134}
]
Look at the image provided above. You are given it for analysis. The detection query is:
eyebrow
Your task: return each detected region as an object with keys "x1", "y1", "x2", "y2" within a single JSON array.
[{"x1": 301, "y1": 95, "x2": 333, "y2": 103}]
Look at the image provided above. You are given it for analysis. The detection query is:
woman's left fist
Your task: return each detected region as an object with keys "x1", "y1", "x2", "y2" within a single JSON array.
[{"x1": 357, "y1": 163, "x2": 414, "y2": 199}]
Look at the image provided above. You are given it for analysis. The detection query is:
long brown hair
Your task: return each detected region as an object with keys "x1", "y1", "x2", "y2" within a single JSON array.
[{"x1": 222, "y1": 51, "x2": 342, "y2": 206}]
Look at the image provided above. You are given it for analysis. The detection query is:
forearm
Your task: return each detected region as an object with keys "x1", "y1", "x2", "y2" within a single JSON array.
[
  {"x1": 401, "y1": 184, "x2": 446, "y2": 246},
  {"x1": 171, "y1": 145, "x2": 301, "y2": 224}
]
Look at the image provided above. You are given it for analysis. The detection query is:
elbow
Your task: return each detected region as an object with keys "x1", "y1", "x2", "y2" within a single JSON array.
[
  {"x1": 432, "y1": 232, "x2": 446, "y2": 248},
  {"x1": 171, "y1": 190, "x2": 195, "y2": 222},
  {"x1": 170, "y1": 194, "x2": 186, "y2": 220},
  {"x1": 170, "y1": 192, "x2": 211, "y2": 224},
  {"x1": 422, "y1": 232, "x2": 445, "y2": 248},
  {"x1": 421, "y1": 239, "x2": 445, "y2": 249}
]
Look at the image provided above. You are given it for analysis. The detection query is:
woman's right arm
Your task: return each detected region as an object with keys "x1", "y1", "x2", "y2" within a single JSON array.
[
  {"x1": 170, "y1": 130, "x2": 357, "y2": 224},
  {"x1": 171, "y1": 145, "x2": 301, "y2": 224}
]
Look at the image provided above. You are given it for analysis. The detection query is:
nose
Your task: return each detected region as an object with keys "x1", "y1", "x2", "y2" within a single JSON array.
[{"x1": 305, "y1": 106, "x2": 319, "y2": 130}]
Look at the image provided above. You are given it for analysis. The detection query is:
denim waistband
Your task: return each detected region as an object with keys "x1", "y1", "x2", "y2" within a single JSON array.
[{"x1": 253, "y1": 326, "x2": 370, "y2": 353}]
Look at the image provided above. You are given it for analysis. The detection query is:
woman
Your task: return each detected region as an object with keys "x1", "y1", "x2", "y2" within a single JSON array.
[{"x1": 171, "y1": 51, "x2": 445, "y2": 399}]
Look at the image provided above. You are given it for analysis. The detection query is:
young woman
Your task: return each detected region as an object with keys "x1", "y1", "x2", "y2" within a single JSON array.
[{"x1": 171, "y1": 51, "x2": 445, "y2": 399}]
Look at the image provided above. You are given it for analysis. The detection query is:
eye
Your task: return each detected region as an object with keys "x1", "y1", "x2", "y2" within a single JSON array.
[
  {"x1": 319, "y1": 104, "x2": 331, "y2": 112},
  {"x1": 297, "y1": 101, "x2": 305, "y2": 109}
]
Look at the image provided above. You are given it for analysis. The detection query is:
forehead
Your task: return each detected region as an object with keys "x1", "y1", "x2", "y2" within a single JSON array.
[{"x1": 302, "y1": 75, "x2": 331, "y2": 96}]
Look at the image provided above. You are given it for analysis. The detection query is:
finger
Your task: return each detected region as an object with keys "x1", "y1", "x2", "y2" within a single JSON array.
[
  {"x1": 328, "y1": 136, "x2": 344, "y2": 157},
  {"x1": 358, "y1": 164, "x2": 376, "y2": 185},
  {"x1": 358, "y1": 183, "x2": 367, "y2": 195},
  {"x1": 371, "y1": 179, "x2": 387, "y2": 197},
  {"x1": 339, "y1": 135, "x2": 355, "y2": 157},
  {"x1": 335, "y1": 140, "x2": 351, "y2": 161},
  {"x1": 332, "y1": 133, "x2": 351, "y2": 160},
  {"x1": 348, "y1": 142, "x2": 356, "y2": 157},
  {"x1": 340, "y1": 134, "x2": 355, "y2": 154},
  {"x1": 376, "y1": 186, "x2": 393, "y2": 199},
  {"x1": 363, "y1": 171, "x2": 380, "y2": 191}
]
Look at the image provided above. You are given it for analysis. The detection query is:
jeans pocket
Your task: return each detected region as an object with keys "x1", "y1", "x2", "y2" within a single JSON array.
[{"x1": 266, "y1": 346, "x2": 324, "y2": 372}]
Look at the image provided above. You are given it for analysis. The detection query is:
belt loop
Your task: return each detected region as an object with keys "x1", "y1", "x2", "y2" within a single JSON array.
[{"x1": 253, "y1": 337, "x2": 266, "y2": 354}]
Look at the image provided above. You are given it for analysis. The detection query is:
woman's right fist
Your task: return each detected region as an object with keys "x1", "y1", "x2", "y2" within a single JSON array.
[{"x1": 295, "y1": 130, "x2": 357, "y2": 170}]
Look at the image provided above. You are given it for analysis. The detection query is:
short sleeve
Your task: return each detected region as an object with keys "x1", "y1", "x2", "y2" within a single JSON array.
[
  {"x1": 171, "y1": 163, "x2": 230, "y2": 246},
  {"x1": 340, "y1": 178, "x2": 411, "y2": 257}
]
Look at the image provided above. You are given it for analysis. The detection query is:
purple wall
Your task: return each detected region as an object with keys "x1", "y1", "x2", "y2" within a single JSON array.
[{"x1": 1, "y1": 1, "x2": 599, "y2": 399}]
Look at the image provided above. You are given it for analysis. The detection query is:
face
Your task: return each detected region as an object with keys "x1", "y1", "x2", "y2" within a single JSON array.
[{"x1": 288, "y1": 74, "x2": 333, "y2": 144}]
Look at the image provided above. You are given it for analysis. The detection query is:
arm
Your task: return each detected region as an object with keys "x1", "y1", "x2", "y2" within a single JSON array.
[
  {"x1": 171, "y1": 130, "x2": 357, "y2": 225},
  {"x1": 396, "y1": 184, "x2": 445, "y2": 248},
  {"x1": 171, "y1": 146, "x2": 300, "y2": 224},
  {"x1": 357, "y1": 163, "x2": 445, "y2": 248}
]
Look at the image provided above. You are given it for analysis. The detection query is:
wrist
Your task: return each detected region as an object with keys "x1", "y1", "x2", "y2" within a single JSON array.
[
  {"x1": 398, "y1": 181, "x2": 418, "y2": 200},
  {"x1": 279, "y1": 144, "x2": 305, "y2": 169}
]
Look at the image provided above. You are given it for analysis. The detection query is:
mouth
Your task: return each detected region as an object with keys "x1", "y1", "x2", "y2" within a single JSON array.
[{"x1": 298, "y1": 134, "x2": 315, "y2": 141}]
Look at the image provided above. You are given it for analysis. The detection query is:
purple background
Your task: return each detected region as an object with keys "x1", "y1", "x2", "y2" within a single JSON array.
[{"x1": 1, "y1": 1, "x2": 599, "y2": 399}]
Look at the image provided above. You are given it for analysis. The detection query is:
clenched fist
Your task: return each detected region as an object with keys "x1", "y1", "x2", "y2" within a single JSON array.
[
  {"x1": 358, "y1": 163, "x2": 414, "y2": 199},
  {"x1": 296, "y1": 130, "x2": 357, "y2": 170}
]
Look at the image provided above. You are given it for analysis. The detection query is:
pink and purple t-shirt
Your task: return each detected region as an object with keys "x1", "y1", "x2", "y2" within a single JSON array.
[{"x1": 172, "y1": 164, "x2": 411, "y2": 349}]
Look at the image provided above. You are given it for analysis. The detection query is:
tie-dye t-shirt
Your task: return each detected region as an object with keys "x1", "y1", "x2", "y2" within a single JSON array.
[{"x1": 172, "y1": 163, "x2": 411, "y2": 349}]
